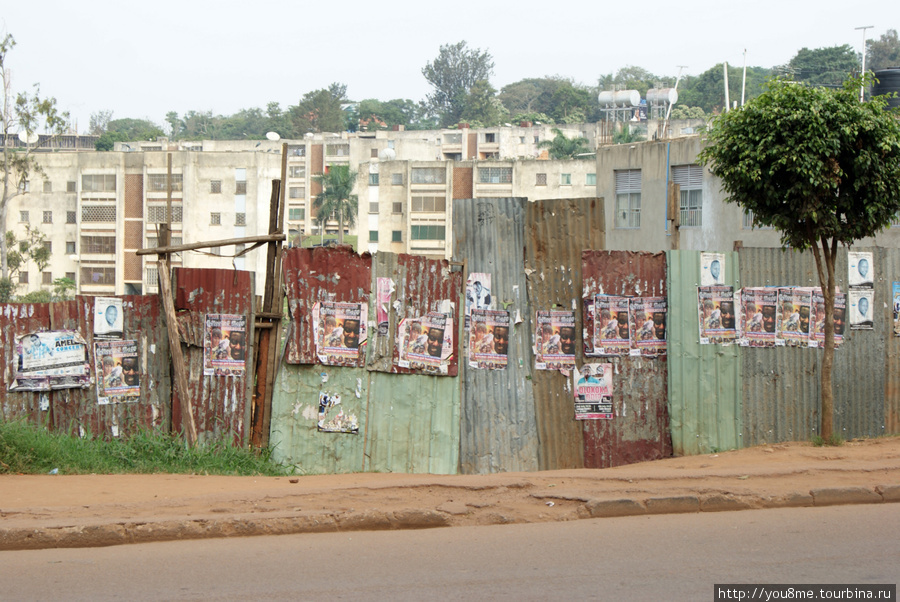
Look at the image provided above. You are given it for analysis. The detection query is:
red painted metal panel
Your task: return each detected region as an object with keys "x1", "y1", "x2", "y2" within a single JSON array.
[
  {"x1": 281, "y1": 246, "x2": 372, "y2": 365},
  {"x1": 0, "y1": 302, "x2": 53, "y2": 425},
  {"x1": 581, "y1": 250, "x2": 672, "y2": 468}
]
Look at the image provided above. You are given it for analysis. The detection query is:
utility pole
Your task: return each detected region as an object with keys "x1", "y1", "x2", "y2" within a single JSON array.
[
  {"x1": 741, "y1": 49, "x2": 747, "y2": 107},
  {"x1": 855, "y1": 25, "x2": 873, "y2": 101}
]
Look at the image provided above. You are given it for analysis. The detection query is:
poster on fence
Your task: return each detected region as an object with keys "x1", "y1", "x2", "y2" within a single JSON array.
[
  {"x1": 700, "y1": 252, "x2": 726, "y2": 286},
  {"x1": 397, "y1": 311, "x2": 452, "y2": 374},
  {"x1": 9, "y1": 330, "x2": 91, "y2": 392},
  {"x1": 811, "y1": 289, "x2": 846, "y2": 347},
  {"x1": 535, "y1": 310, "x2": 576, "y2": 371},
  {"x1": 203, "y1": 314, "x2": 246, "y2": 376},
  {"x1": 849, "y1": 289, "x2": 874, "y2": 330},
  {"x1": 629, "y1": 297, "x2": 667, "y2": 357},
  {"x1": 592, "y1": 295, "x2": 631, "y2": 356},
  {"x1": 317, "y1": 391, "x2": 358, "y2": 434},
  {"x1": 573, "y1": 363, "x2": 613, "y2": 420},
  {"x1": 312, "y1": 301, "x2": 367, "y2": 367},
  {"x1": 698, "y1": 286, "x2": 736, "y2": 344},
  {"x1": 93, "y1": 297, "x2": 124, "y2": 340},
  {"x1": 776, "y1": 287, "x2": 813, "y2": 347},
  {"x1": 894, "y1": 282, "x2": 900, "y2": 337},
  {"x1": 848, "y1": 251, "x2": 874, "y2": 289},
  {"x1": 464, "y1": 273, "x2": 492, "y2": 329},
  {"x1": 95, "y1": 340, "x2": 140, "y2": 404},
  {"x1": 739, "y1": 287, "x2": 778, "y2": 347},
  {"x1": 468, "y1": 309, "x2": 509, "y2": 369},
  {"x1": 376, "y1": 278, "x2": 393, "y2": 337}
]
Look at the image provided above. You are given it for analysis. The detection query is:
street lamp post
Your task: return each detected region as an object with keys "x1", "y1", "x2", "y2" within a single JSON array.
[{"x1": 855, "y1": 25, "x2": 874, "y2": 102}]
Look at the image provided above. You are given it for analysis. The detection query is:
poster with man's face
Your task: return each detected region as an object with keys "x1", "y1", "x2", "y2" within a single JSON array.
[
  {"x1": 313, "y1": 301, "x2": 367, "y2": 367},
  {"x1": 848, "y1": 251, "x2": 874, "y2": 289},
  {"x1": 700, "y1": 252, "x2": 726, "y2": 286},
  {"x1": 94, "y1": 297, "x2": 124, "y2": 340},
  {"x1": 849, "y1": 289, "x2": 874, "y2": 330}
]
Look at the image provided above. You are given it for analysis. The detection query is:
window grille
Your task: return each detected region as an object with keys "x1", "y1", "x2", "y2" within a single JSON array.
[
  {"x1": 42, "y1": 272, "x2": 52, "y2": 285},
  {"x1": 67, "y1": 211, "x2": 76, "y2": 224},
  {"x1": 147, "y1": 173, "x2": 183, "y2": 192},
  {"x1": 411, "y1": 167, "x2": 445, "y2": 184},
  {"x1": 20, "y1": 211, "x2": 29, "y2": 223},
  {"x1": 369, "y1": 173, "x2": 379, "y2": 186},
  {"x1": 235, "y1": 213, "x2": 246, "y2": 226},
  {"x1": 81, "y1": 174, "x2": 116, "y2": 192},
  {"x1": 672, "y1": 164, "x2": 703, "y2": 228},
  {"x1": 392, "y1": 202, "x2": 403, "y2": 214},
  {"x1": 478, "y1": 167, "x2": 512, "y2": 184},
  {"x1": 369, "y1": 202, "x2": 379, "y2": 214},
  {"x1": 43, "y1": 211, "x2": 52, "y2": 224},
  {"x1": 210, "y1": 180, "x2": 222, "y2": 193},
  {"x1": 81, "y1": 266, "x2": 115, "y2": 285},
  {"x1": 615, "y1": 169, "x2": 641, "y2": 229},
  {"x1": 210, "y1": 212, "x2": 221, "y2": 225},
  {"x1": 81, "y1": 205, "x2": 116, "y2": 222},
  {"x1": 43, "y1": 181, "x2": 52, "y2": 193},
  {"x1": 147, "y1": 205, "x2": 182, "y2": 224},
  {"x1": 289, "y1": 166, "x2": 306, "y2": 178},
  {"x1": 66, "y1": 241, "x2": 76, "y2": 254},
  {"x1": 81, "y1": 236, "x2": 116, "y2": 254},
  {"x1": 392, "y1": 173, "x2": 403, "y2": 185},
  {"x1": 536, "y1": 173, "x2": 547, "y2": 186},
  {"x1": 235, "y1": 181, "x2": 247, "y2": 195},
  {"x1": 67, "y1": 181, "x2": 76, "y2": 193}
]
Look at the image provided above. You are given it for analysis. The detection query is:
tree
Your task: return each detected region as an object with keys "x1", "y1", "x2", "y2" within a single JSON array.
[
  {"x1": 312, "y1": 165, "x2": 358, "y2": 245},
  {"x1": 458, "y1": 79, "x2": 507, "y2": 127},
  {"x1": 1, "y1": 33, "x2": 69, "y2": 285},
  {"x1": 3, "y1": 226, "x2": 51, "y2": 299},
  {"x1": 422, "y1": 41, "x2": 494, "y2": 127},
  {"x1": 678, "y1": 64, "x2": 771, "y2": 114},
  {"x1": 698, "y1": 77, "x2": 900, "y2": 441},
  {"x1": 867, "y1": 29, "x2": 900, "y2": 72},
  {"x1": 89, "y1": 110, "x2": 113, "y2": 135},
  {"x1": 354, "y1": 98, "x2": 423, "y2": 131},
  {"x1": 538, "y1": 128, "x2": 591, "y2": 159},
  {"x1": 289, "y1": 83, "x2": 348, "y2": 135},
  {"x1": 781, "y1": 45, "x2": 859, "y2": 86},
  {"x1": 96, "y1": 117, "x2": 165, "y2": 149},
  {"x1": 500, "y1": 77, "x2": 595, "y2": 123}
]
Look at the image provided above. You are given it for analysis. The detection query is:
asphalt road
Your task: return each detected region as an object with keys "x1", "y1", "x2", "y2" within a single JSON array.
[{"x1": 3, "y1": 504, "x2": 898, "y2": 601}]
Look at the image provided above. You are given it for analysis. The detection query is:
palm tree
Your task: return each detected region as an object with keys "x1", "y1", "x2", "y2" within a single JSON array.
[
  {"x1": 312, "y1": 165, "x2": 358, "y2": 245},
  {"x1": 537, "y1": 128, "x2": 592, "y2": 159}
]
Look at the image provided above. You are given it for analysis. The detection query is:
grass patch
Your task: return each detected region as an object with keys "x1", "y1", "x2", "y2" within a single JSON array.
[
  {"x1": 811, "y1": 434, "x2": 844, "y2": 447},
  {"x1": 0, "y1": 420, "x2": 291, "y2": 476}
]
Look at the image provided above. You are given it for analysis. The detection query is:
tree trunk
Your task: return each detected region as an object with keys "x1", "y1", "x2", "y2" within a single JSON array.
[{"x1": 811, "y1": 236, "x2": 838, "y2": 441}]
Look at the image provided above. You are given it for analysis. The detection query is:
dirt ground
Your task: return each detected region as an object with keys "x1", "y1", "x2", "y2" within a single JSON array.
[{"x1": 2, "y1": 437, "x2": 899, "y2": 549}]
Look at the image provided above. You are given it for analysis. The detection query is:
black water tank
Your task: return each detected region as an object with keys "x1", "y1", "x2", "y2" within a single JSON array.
[{"x1": 873, "y1": 68, "x2": 900, "y2": 109}]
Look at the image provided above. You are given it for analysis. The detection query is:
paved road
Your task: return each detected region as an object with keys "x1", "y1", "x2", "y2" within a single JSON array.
[{"x1": 3, "y1": 505, "x2": 898, "y2": 601}]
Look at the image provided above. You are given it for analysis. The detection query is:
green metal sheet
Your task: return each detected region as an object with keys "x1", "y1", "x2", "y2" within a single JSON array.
[{"x1": 666, "y1": 250, "x2": 743, "y2": 455}]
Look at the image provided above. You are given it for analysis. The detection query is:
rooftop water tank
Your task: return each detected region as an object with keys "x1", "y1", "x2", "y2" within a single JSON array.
[
  {"x1": 873, "y1": 68, "x2": 900, "y2": 109},
  {"x1": 646, "y1": 88, "x2": 678, "y2": 105}
]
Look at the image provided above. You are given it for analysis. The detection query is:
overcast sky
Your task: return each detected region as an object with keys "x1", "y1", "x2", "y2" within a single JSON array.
[{"x1": 2, "y1": 0, "x2": 895, "y2": 134}]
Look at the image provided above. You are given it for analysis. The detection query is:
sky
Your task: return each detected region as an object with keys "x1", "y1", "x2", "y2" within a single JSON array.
[{"x1": 2, "y1": 0, "x2": 896, "y2": 134}]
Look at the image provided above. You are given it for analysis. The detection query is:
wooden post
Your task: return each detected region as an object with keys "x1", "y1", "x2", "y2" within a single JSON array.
[{"x1": 158, "y1": 257, "x2": 198, "y2": 446}]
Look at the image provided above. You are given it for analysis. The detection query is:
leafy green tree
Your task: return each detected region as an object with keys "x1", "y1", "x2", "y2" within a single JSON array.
[
  {"x1": 500, "y1": 77, "x2": 594, "y2": 123},
  {"x1": 3, "y1": 226, "x2": 51, "y2": 297},
  {"x1": 1, "y1": 33, "x2": 69, "y2": 281},
  {"x1": 611, "y1": 126, "x2": 646, "y2": 144},
  {"x1": 538, "y1": 128, "x2": 591, "y2": 159},
  {"x1": 355, "y1": 98, "x2": 423, "y2": 131},
  {"x1": 678, "y1": 64, "x2": 771, "y2": 113},
  {"x1": 265, "y1": 102, "x2": 291, "y2": 137},
  {"x1": 51, "y1": 276, "x2": 75, "y2": 301},
  {"x1": 699, "y1": 77, "x2": 900, "y2": 441},
  {"x1": 867, "y1": 29, "x2": 900, "y2": 72},
  {"x1": 459, "y1": 79, "x2": 507, "y2": 127},
  {"x1": 88, "y1": 110, "x2": 113, "y2": 135},
  {"x1": 18, "y1": 289, "x2": 50, "y2": 303},
  {"x1": 289, "y1": 83, "x2": 348, "y2": 135},
  {"x1": 781, "y1": 45, "x2": 858, "y2": 86},
  {"x1": 668, "y1": 105, "x2": 708, "y2": 120},
  {"x1": 422, "y1": 41, "x2": 494, "y2": 126},
  {"x1": 312, "y1": 165, "x2": 358, "y2": 245}
]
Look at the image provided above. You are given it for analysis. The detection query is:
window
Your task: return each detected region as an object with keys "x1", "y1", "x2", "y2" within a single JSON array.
[
  {"x1": 66, "y1": 241, "x2": 76, "y2": 254},
  {"x1": 411, "y1": 225, "x2": 446, "y2": 240},
  {"x1": 484, "y1": 133, "x2": 496, "y2": 143},
  {"x1": 444, "y1": 133, "x2": 462, "y2": 145},
  {"x1": 210, "y1": 212, "x2": 221, "y2": 225},
  {"x1": 742, "y1": 209, "x2": 774, "y2": 230},
  {"x1": 387, "y1": 140, "x2": 394, "y2": 149},
  {"x1": 235, "y1": 243, "x2": 245, "y2": 256},
  {"x1": 672, "y1": 164, "x2": 703, "y2": 227},
  {"x1": 289, "y1": 166, "x2": 306, "y2": 178},
  {"x1": 20, "y1": 211, "x2": 29, "y2": 223},
  {"x1": 42, "y1": 241, "x2": 52, "y2": 253},
  {"x1": 210, "y1": 247, "x2": 221, "y2": 256},
  {"x1": 391, "y1": 173, "x2": 403, "y2": 185},
  {"x1": 411, "y1": 167, "x2": 445, "y2": 184},
  {"x1": 411, "y1": 196, "x2": 446, "y2": 212},
  {"x1": 146, "y1": 267, "x2": 159, "y2": 287},
  {"x1": 82, "y1": 267, "x2": 115, "y2": 285},
  {"x1": 371, "y1": 148, "x2": 379, "y2": 158},
  {"x1": 19, "y1": 180, "x2": 30, "y2": 193},
  {"x1": 520, "y1": 136, "x2": 526, "y2": 144},
  {"x1": 235, "y1": 181, "x2": 247, "y2": 195},
  {"x1": 586, "y1": 173, "x2": 596, "y2": 186},
  {"x1": 43, "y1": 181, "x2": 52, "y2": 193},
  {"x1": 42, "y1": 272, "x2": 52, "y2": 285},
  {"x1": 65, "y1": 272, "x2": 75, "y2": 281},
  {"x1": 560, "y1": 173, "x2": 572, "y2": 186},
  {"x1": 536, "y1": 173, "x2": 547, "y2": 186},
  {"x1": 235, "y1": 213, "x2": 246, "y2": 226},
  {"x1": 369, "y1": 173, "x2": 380, "y2": 186},
  {"x1": 534, "y1": 136, "x2": 540, "y2": 143},
  {"x1": 146, "y1": 236, "x2": 182, "y2": 249},
  {"x1": 82, "y1": 206, "x2": 116, "y2": 223},
  {"x1": 478, "y1": 167, "x2": 512, "y2": 184},
  {"x1": 147, "y1": 173, "x2": 184, "y2": 192},
  {"x1": 81, "y1": 236, "x2": 116, "y2": 254},
  {"x1": 43, "y1": 211, "x2": 53, "y2": 224},
  {"x1": 19, "y1": 272, "x2": 28, "y2": 284},
  {"x1": 369, "y1": 230, "x2": 379, "y2": 242},
  {"x1": 81, "y1": 174, "x2": 116, "y2": 192},
  {"x1": 67, "y1": 211, "x2": 76, "y2": 224},
  {"x1": 288, "y1": 207, "x2": 305, "y2": 221},
  {"x1": 369, "y1": 202, "x2": 379, "y2": 214},
  {"x1": 67, "y1": 181, "x2": 76, "y2": 193},
  {"x1": 615, "y1": 169, "x2": 641, "y2": 229},
  {"x1": 210, "y1": 180, "x2": 222, "y2": 194},
  {"x1": 392, "y1": 202, "x2": 403, "y2": 214},
  {"x1": 147, "y1": 206, "x2": 182, "y2": 224},
  {"x1": 288, "y1": 145, "x2": 306, "y2": 157},
  {"x1": 325, "y1": 144, "x2": 349, "y2": 156},
  {"x1": 392, "y1": 230, "x2": 402, "y2": 242}
]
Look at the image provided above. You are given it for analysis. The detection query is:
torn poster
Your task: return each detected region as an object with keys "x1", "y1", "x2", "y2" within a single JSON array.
[
  {"x1": 93, "y1": 297, "x2": 124, "y2": 340},
  {"x1": 464, "y1": 272, "x2": 492, "y2": 329},
  {"x1": 629, "y1": 296, "x2": 667, "y2": 357},
  {"x1": 811, "y1": 288, "x2": 846, "y2": 347},
  {"x1": 9, "y1": 330, "x2": 91, "y2": 392},
  {"x1": 894, "y1": 282, "x2": 900, "y2": 337},
  {"x1": 535, "y1": 310, "x2": 576, "y2": 371},
  {"x1": 203, "y1": 313, "x2": 246, "y2": 376},
  {"x1": 317, "y1": 391, "x2": 358, "y2": 434},
  {"x1": 312, "y1": 301, "x2": 367, "y2": 367},
  {"x1": 468, "y1": 308, "x2": 509, "y2": 369},
  {"x1": 698, "y1": 286, "x2": 736, "y2": 345},
  {"x1": 574, "y1": 363, "x2": 613, "y2": 420},
  {"x1": 592, "y1": 295, "x2": 631, "y2": 356},
  {"x1": 95, "y1": 339, "x2": 140, "y2": 404},
  {"x1": 376, "y1": 277, "x2": 393, "y2": 337}
]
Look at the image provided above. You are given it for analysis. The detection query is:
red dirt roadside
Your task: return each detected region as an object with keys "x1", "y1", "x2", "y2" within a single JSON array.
[{"x1": 2, "y1": 437, "x2": 899, "y2": 550}]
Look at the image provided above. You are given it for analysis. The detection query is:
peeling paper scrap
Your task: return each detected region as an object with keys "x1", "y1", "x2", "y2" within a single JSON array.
[{"x1": 515, "y1": 309, "x2": 523, "y2": 324}]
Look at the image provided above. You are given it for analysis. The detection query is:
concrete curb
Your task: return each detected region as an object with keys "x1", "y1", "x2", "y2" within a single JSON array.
[{"x1": 0, "y1": 487, "x2": 895, "y2": 552}]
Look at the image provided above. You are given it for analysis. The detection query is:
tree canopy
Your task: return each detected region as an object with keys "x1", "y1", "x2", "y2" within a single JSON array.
[
  {"x1": 537, "y1": 128, "x2": 591, "y2": 159},
  {"x1": 289, "y1": 83, "x2": 348, "y2": 136},
  {"x1": 699, "y1": 76, "x2": 900, "y2": 439},
  {"x1": 422, "y1": 41, "x2": 494, "y2": 127},
  {"x1": 867, "y1": 29, "x2": 900, "y2": 72},
  {"x1": 312, "y1": 165, "x2": 358, "y2": 245},
  {"x1": 781, "y1": 44, "x2": 859, "y2": 86}
]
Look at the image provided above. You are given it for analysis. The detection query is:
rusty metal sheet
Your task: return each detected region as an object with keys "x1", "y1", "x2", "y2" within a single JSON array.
[
  {"x1": 0, "y1": 302, "x2": 53, "y2": 426},
  {"x1": 524, "y1": 198, "x2": 605, "y2": 470},
  {"x1": 171, "y1": 267, "x2": 255, "y2": 445},
  {"x1": 581, "y1": 250, "x2": 672, "y2": 468},
  {"x1": 451, "y1": 197, "x2": 538, "y2": 474},
  {"x1": 282, "y1": 246, "x2": 372, "y2": 365}
]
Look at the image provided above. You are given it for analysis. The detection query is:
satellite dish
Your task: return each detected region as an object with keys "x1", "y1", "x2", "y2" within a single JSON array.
[
  {"x1": 18, "y1": 131, "x2": 40, "y2": 144},
  {"x1": 266, "y1": 131, "x2": 280, "y2": 141}
]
